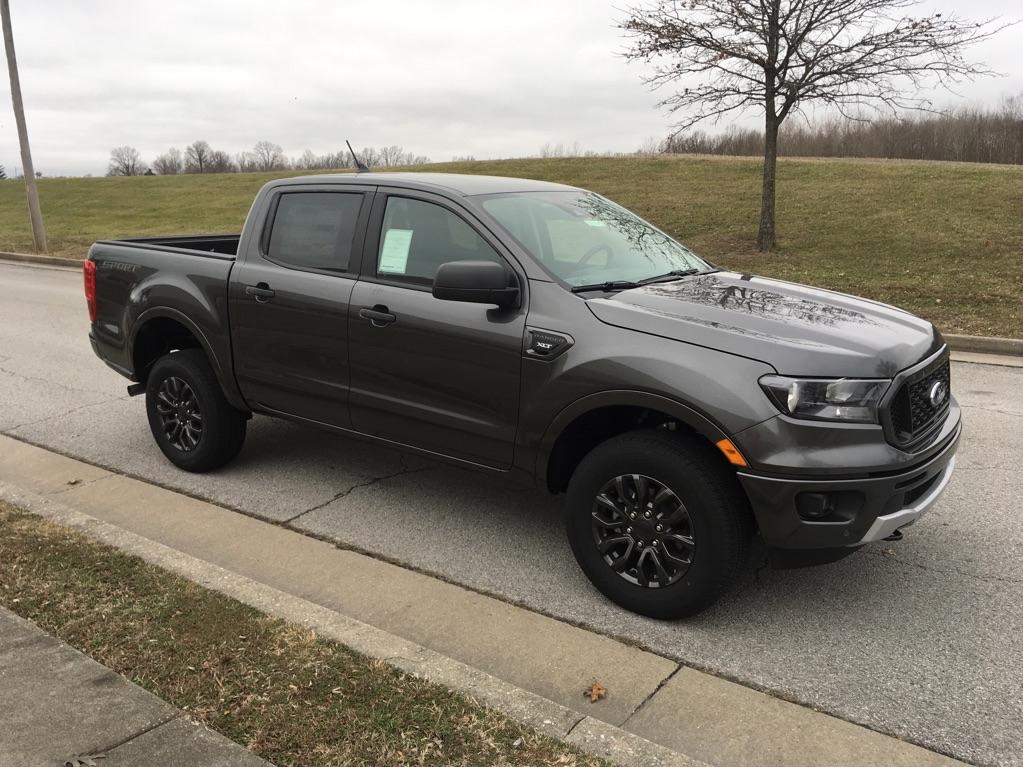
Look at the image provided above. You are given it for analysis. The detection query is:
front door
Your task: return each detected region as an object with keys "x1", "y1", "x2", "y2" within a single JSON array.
[
  {"x1": 348, "y1": 192, "x2": 526, "y2": 468},
  {"x1": 229, "y1": 187, "x2": 371, "y2": 427}
]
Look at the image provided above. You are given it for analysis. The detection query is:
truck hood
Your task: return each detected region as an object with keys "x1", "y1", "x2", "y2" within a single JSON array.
[{"x1": 586, "y1": 271, "x2": 941, "y2": 377}]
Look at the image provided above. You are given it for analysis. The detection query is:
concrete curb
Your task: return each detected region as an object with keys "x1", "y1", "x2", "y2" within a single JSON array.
[
  {"x1": 946, "y1": 333, "x2": 1023, "y2": 358},
  {"x1": 0, "y1": 481, "x2": 705, "y2": 767},
  {"x1": 0, "y1": 250, "x2": 82, "y2": 269}
]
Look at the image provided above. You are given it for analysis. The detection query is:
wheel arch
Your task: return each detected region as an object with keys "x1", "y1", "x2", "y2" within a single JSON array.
[
  {"x1": 130, "y1": 308, "x2": 247, "y2": 411},
  {"x1": 537, "y1": 390, "x2": 733, "y2": 493}
]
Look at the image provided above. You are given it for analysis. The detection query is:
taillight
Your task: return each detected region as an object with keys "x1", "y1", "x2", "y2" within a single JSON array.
[{"x1": 83, "y1": 260, "x2": 97, "y2": 322}]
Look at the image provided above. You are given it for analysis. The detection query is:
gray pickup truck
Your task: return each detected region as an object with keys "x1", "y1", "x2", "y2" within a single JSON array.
[{"x1": 86, "y1": 172, "x2": 960, "y2": 618}]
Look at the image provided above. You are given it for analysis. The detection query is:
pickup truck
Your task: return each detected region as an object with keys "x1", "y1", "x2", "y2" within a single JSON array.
[{"x1": 86, "y1": 172, "x2": 961, "y2": 618}]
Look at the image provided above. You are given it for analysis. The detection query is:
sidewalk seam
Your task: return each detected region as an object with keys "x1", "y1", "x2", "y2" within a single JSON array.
[{"x1": 620, "y1": 663, "x2": 684, "y2": 729}]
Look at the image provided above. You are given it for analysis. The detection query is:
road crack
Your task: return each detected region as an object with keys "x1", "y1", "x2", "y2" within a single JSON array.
[
  {"x1": 284, "y1": 457, "x2": 434, "y2": 523},
  {"x1": 6, "y1": 396, "x2": 130, "y2": 433},
  {"x1": 864, "y1": 550, "x2": 1023, "y2": 586},
  {"x1": 959, "y1": 404, "x2": 1023, "y2": 419},
  {"x1": 0, "y1": 364, "x2": 102, "y2": 396}
]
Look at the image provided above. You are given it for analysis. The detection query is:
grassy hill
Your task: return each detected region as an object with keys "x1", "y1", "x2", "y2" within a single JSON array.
[{"x1": 1, "y1": 155, "x2": 1020, "y2": 336}]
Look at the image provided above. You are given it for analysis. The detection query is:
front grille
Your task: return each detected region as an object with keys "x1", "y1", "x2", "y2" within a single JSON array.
[{"x1": 887, "y1": 355, "x2": 951, "y2": 450}]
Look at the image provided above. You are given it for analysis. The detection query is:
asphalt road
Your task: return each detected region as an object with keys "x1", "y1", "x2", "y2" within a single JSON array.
[{"x1": 2, "y1": 261, "x2": 1020, "y2": 767}]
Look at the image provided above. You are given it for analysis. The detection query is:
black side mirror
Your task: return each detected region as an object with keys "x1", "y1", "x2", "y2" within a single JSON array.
[{"x1": 432, "y1": 260, "x2": 519, "y2": 307}]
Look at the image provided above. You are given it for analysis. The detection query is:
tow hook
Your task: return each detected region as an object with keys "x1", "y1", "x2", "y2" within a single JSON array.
[{"x1": 883, "y1": 529, "x2": 904, "y2": 542}]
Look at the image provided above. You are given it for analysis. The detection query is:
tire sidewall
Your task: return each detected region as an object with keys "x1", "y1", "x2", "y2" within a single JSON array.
[{"x1": 566, "y1": 434, "x2": 739, "y2": 619}]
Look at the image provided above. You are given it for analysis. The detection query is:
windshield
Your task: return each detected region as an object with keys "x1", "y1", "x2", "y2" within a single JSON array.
[{"x1": 479, "y1": 191, "x2": 711, "y2": 288}]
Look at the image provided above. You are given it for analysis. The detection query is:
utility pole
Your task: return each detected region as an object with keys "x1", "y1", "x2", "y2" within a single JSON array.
[{"x1": 1, "y1": 0, "x2": 46, "y2": 252}]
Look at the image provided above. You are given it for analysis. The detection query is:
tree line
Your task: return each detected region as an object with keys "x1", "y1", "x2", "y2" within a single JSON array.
[
  {"x1": 659, "y1": 98, "x2": 1023, "y2": 166},
  {"x1": 107, "y1": 140, "x2": 429, "y2": 176}
]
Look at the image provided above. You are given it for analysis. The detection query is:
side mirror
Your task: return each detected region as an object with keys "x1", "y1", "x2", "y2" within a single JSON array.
[{"x1": 432, "y1": 260, "x2": 519, "y2": 307}]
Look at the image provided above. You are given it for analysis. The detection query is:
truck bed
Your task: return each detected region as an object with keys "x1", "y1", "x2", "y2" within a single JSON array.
[{"x1": 103, "y1": 234, "x2": 241, "y2": 257}]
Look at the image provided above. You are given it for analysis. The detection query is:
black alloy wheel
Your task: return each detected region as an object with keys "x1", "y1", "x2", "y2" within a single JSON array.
[
  {"x1": 591, "y1": 473, "x2": 695, "y2": 588},
  {"x1": 154, "y1": 375, "x2": 203, "y2": 452}
]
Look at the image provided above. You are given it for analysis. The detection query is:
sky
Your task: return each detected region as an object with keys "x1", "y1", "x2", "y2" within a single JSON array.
[{"x1": 1, "y1": 0, "x2": 1021, "y2": 177}]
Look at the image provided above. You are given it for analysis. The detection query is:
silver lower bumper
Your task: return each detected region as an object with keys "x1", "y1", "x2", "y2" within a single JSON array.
[{"x1": 855, "y1": 456, "x2": 957, "y2": 544}]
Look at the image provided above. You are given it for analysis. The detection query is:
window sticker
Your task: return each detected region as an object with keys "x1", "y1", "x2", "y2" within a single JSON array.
[
  {"x1": 583, "y1": 219, "x2": 607, "y2": 227},
  {"x1": 379, "y1": 228, "x2": 413, "y2": 274}
]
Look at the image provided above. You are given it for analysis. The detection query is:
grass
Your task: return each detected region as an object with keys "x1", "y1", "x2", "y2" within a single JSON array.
[
  {"x1": 1, "y1": 154, "x2": 1020, "y2": 336},
  {"x1": 0, "y1": 501, "x2": 605, "y2": 767}
]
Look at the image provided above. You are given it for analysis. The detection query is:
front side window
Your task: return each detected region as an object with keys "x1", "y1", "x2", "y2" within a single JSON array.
[
  {"x1": 267, "y1": 192, "x2": 363, "y2": 272},
  {"x1": 480, "y1": 191, "x2": 711, "y2": 287},
  {"x1": 376, "y1": 196, "x2": 503, "y2": 284}
]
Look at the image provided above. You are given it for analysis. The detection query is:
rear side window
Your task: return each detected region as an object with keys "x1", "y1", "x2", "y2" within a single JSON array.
[{"x1": 267, "y1": 192, "x2": 363, "y2": 272}]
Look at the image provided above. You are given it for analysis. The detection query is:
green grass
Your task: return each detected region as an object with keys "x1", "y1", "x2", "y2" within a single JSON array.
[
  {"x1": 0, "y1": 502, "x2": 606, "y2": 767},
  {"x1": 1, "y1": 154, "x2": 1020, "y2": 336}
]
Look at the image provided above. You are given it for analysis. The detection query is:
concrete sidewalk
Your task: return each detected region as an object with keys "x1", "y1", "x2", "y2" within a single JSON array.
[
  {"x1": 0, "y1": 434, "x2": 966, "y2": 767},
  {"x1": 0, "y1": 607, "x2": 269, "y2": 767}
]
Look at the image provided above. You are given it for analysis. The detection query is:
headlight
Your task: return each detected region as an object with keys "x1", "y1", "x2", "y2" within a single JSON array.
[{"x1": 759, "y1": 375, "x2": 890, "y2": 423}]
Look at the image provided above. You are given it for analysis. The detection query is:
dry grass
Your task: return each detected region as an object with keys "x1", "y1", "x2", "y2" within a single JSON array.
[
  {"x1": 0, "y1": 502, "x2": 606, "y2": 767},
  {"x1": 1, "y1": 154, "x2": 1020, "y2": 335}
]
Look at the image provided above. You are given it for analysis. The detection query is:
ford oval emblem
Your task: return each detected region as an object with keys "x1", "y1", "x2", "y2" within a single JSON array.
[{"x1": 928, "y1": 380, "x2": 948, "y2": 408}]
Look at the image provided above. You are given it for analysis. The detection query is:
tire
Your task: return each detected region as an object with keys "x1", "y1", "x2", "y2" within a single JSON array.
[
  {"x1": 566, "y1": 429, "x2": 752, "y2": 619},
  {"x1": 145, "y1": 349, "x2": 247, "y2": 472}
]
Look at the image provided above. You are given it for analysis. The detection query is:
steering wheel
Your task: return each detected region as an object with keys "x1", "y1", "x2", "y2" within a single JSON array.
[{"x1": 577, "y1": 243, "x2": 613, "y2": 269}]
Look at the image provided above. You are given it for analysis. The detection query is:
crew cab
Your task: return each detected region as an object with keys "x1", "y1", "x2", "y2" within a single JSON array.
[{"x1": 85, "y1": 173, "x2": 960, "y2": 617}]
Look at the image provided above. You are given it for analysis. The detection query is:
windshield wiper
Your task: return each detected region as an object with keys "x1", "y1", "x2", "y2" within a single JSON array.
[
  {"x1": 570, "y1": 280, "x2": 642, "y2": 294},
  {"x1": 637, "y1": 268, "x2": 704, "y2": 284}
]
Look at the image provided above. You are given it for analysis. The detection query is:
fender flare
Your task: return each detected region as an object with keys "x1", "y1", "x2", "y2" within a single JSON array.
[
  {"x1": 534, "y1": 390, "x2": 730, "y2": 488},
  {"x1": 129, "y1": 306, "x2": 247, "y2": 411}
]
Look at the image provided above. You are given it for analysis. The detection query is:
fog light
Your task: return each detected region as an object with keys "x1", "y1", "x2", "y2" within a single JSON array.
[{"x1": 796, "y1": 492, "x2": 835, "y2": 521}]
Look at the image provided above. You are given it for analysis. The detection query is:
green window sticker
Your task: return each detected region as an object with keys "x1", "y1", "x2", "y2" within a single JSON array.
[
  {"x1": 379, "y1": 228, "x2": 413, "y2": 274},
  {"x1": 583, "y1": 219, "x2": 607, "y2": 227}
]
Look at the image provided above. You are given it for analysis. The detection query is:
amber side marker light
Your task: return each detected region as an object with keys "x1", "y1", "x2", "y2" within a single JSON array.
[{"x1": 715, "y1": 438, "x2": 748, "y2": 467}]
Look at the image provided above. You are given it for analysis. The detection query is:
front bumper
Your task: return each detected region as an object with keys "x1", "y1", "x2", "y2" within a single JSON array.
[{"x1": 737, "y1": 420, "x2": 961, "y2": 550}]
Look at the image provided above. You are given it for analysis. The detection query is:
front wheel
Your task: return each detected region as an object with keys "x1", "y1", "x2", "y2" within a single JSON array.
[
  {"x1": 566, "y1": 430, "x2": 752, "y2": 619},
  {"x1": 145, "y1": 349, "x2": 247, "y2": 472}
]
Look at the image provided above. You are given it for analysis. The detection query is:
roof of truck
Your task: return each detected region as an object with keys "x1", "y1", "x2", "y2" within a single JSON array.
[{"x1": 273, "y1": 172, "x2": 580, "y2": 197}]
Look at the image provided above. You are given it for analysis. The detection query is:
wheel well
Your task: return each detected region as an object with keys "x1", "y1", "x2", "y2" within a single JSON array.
[
  {"x1": 132, "y1": 317, "x2": 202, "y2": 383},
  {"x1": 545, "y1": 406, "x2": 730, "y2": 493}
]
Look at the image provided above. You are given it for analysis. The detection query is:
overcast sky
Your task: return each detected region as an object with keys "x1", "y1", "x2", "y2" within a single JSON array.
[{"x1": 1, "y1": 0, "x2": 1020, "y2": 177}]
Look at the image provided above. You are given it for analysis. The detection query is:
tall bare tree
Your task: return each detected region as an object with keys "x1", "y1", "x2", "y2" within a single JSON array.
[
  {"x1": 205, "y1": 149, "x2": 236, "y2": 173},
  {"x1": 106, "y1": 145, "x2": 145, "y2": 176},
  {"x1": 251, "y1": 140, "x2": 286, "y2": 171},
  {"x1": 152, "y1": 147, "x2": 183, "y2": 175},
  {"x1": 2, "y1": 0, "x2": 46, "y2": 251},
  {"x1": 184, "y1": 140, "x2": 212, "y2": 173},
  {"x1": 621, "y1": 0, "x2": 1009, "y2": 251}
]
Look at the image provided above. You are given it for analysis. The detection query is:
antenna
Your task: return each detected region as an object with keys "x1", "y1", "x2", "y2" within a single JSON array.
[{"x1": 346, "y1": 140, "x2": 370, "y2": 173}]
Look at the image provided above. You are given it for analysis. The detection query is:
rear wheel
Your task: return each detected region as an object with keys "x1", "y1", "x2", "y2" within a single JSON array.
[
  {"x1": 566, "y1": 430, "x2": 751, "y2": 619},
  {"x1": 145, "y1": 349, "x2": 247, "y2": 472}
]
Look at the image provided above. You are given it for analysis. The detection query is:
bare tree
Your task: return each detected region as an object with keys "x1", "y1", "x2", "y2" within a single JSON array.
[
  {"x1": 0, "y1": 164, "x2": 6, "y2": 179},
  {"x1": 251, "y1": 140, "x2": 287, "y2": 171},
  {"x1": 205, "y1": 149, "x2": 236, "y2": 173},
  {"x1": 184, "y1": 140, "x2": 212, "y2": 173},
  {"x1": 621, "y1": 0, "x2": 1010, "y2": 250},
  {"x1": 152, "y1": 147, "x2": 183, "y2": 175},
  {"x1": 107, "y1": 145, "x2": 145, "y2": 176}
]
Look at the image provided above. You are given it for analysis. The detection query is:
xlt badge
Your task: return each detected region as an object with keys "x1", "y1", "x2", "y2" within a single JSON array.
[{"x1": 524, "y1": 328, "x2": 574, "y2": 360}]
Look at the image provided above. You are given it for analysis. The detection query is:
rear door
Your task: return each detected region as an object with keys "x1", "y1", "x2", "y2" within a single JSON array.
[
  {"x1": 229, "y1": 185, "x2": 372, "y2": 427},
  {"x1": 347, "y1": 190, "x2": 527, "y2": 468}
]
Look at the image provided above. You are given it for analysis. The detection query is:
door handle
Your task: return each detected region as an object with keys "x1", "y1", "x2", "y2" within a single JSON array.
[
  {"x1": 245, "y1": 283, "x2": 275, "y2": 303},
  {"x1": 359, "y1": 305, "x2": 396, "y2": 327}
]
